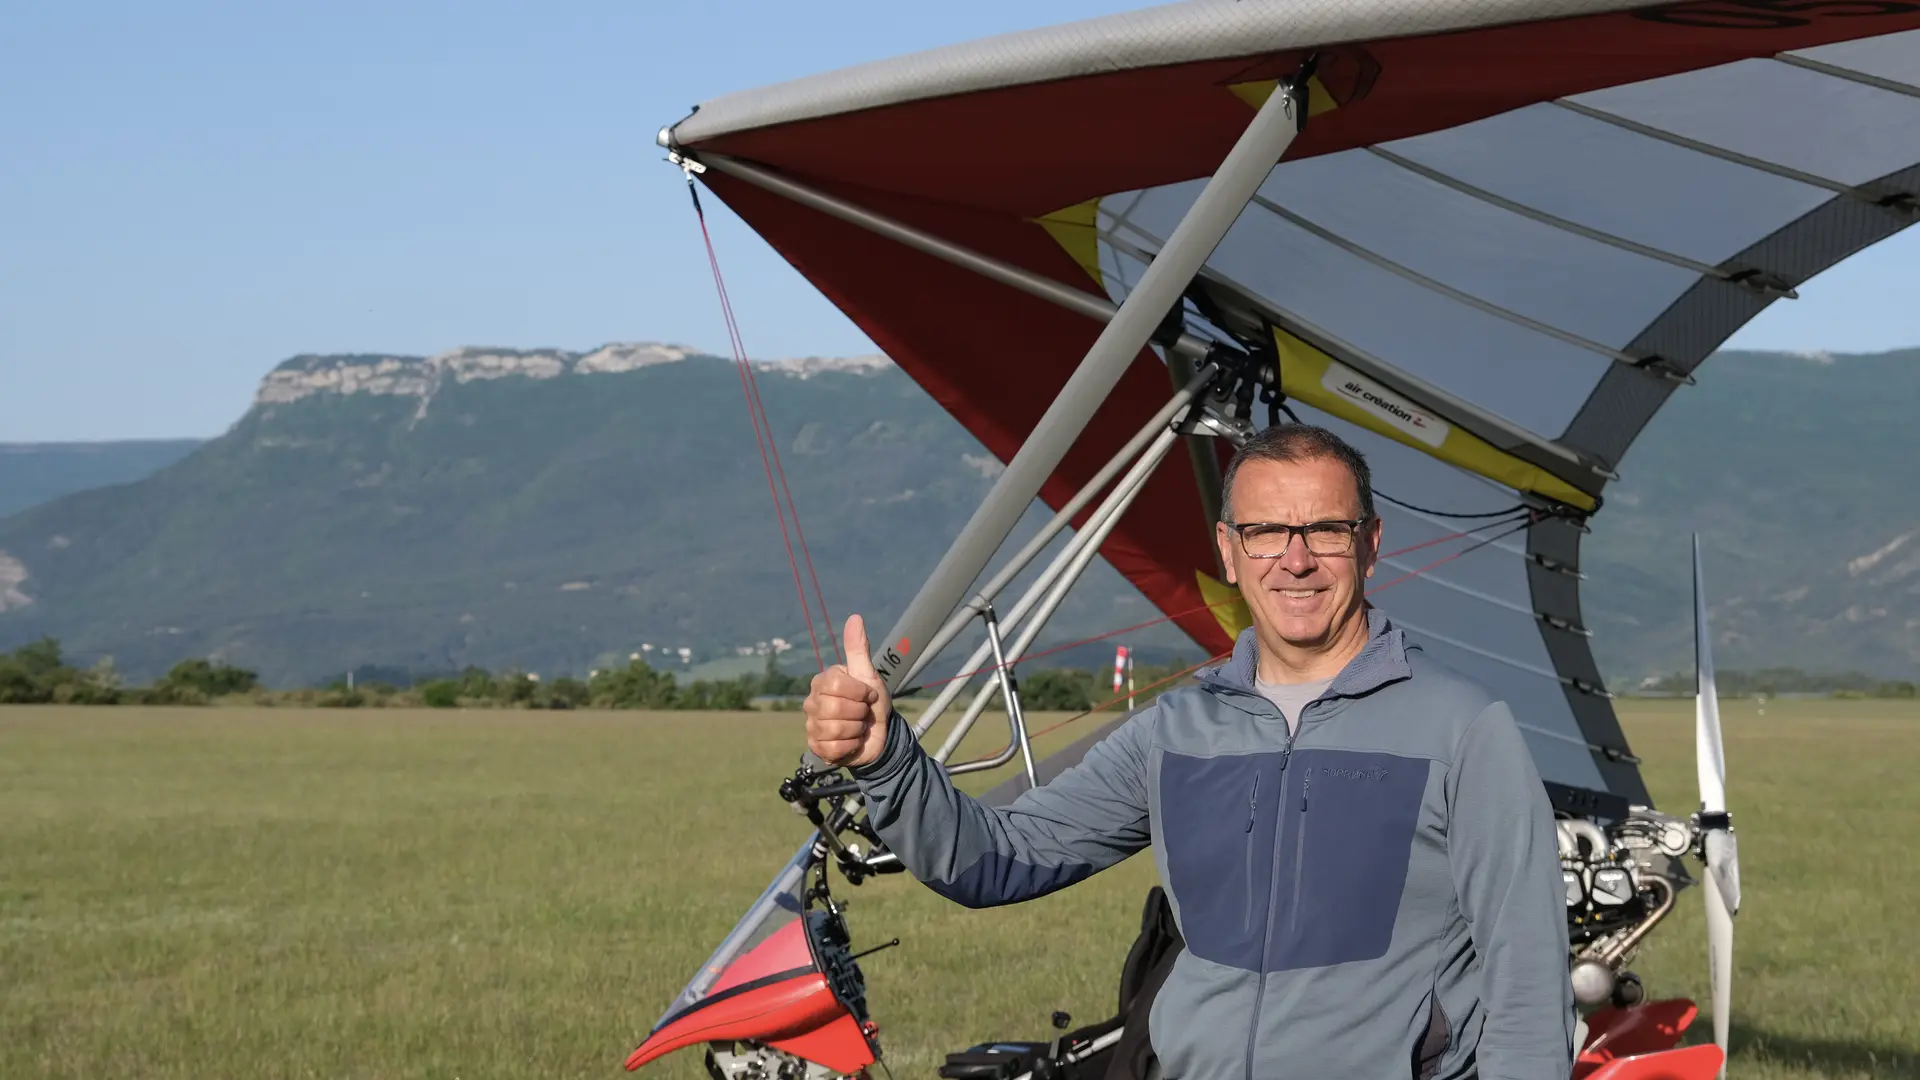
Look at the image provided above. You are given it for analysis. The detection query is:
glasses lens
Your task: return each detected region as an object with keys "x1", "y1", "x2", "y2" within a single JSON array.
[
  {"x1": 1303, "y1": 523, "x2": 1356, "y2": 556},
  {"x1": 1239, "y1": 525, "x2": 1292, "y2": 557}
]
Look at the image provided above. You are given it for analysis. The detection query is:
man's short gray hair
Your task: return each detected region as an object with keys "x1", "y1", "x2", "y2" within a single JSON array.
[{"x1": 1219, "y1": 423, "x2": 1376, "y2": 523}]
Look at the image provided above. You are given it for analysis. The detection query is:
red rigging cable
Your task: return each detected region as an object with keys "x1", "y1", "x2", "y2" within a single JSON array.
[
  {"x1": 1376, "y1": 512, "x2": 1531, "y2": 562},
  {"x1": 689, "y1": 181, "x2": 836, "y2": 671},
  {"x1": 735, "y1": 331, "x2": 842, "y2": 665},
  {"x1": 1364, "y1": 512, "x2": 1539, "y2": 597},
  {"x1": 991, "y1": 649, "x2": 1230, "y2": 753},
  {"x1": 705, "y1": 233, "x2": 842, "y2": 665}
]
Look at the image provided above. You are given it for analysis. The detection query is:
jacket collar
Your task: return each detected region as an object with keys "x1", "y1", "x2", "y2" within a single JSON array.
[{"x1": 1200, "y1": 607, "x2": 1413, "y2": 701}]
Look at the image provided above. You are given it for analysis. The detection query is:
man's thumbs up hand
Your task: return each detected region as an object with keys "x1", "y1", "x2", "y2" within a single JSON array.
[{"x1": 804, "y1": 613, "x2": 892, "y2": 769}]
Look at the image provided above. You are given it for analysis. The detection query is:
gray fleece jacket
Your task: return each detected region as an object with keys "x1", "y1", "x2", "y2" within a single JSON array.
[{"x1": 853, "y1": 610, "x2": 1574, "y2": 1079}]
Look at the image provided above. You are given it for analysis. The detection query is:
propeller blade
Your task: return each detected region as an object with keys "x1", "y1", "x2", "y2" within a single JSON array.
[
  {"x1": 1705, "y1": 828, "x2": 1741, "y2": 917},
  {"x1": 1693, "y1": 535, "x2": 1727, "y2": 815},
  {"x1": 1704, "y1": 860, "x2": 1735, "y2": 1079},
  {"x1": 1694, "y1": 535, "x2": 1737, "y2": 1079}
]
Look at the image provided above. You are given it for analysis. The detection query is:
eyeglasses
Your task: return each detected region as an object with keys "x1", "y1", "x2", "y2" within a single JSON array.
[{"x1": 1224, "y1": 518, "x2": 1371, "y2": 559}]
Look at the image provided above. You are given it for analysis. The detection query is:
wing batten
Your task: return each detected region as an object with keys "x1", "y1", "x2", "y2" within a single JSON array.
[
  {"x1": 1247, "y1": 192, "x2": 1669, "y2": 371},
  {"x1": 1361, "y1": 145, "x2": 1749, "y2": 284},
  {"x1": 1775, "y1": 51, "x2": 1920, "y2": 99},
  {"x1": 1552, "y1": 97, "x2": 1914, "y2": 202}
]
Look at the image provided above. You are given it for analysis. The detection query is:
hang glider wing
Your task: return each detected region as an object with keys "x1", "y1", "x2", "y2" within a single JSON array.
[{"x1": 665, "y1": 0, "x2": 1920, "y2": 808}]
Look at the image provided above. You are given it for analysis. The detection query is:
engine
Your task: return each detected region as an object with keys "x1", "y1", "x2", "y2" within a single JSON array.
[
  {"x1": 705, "y1": 1044, "x2": 838, "y2": 1080},
  {"x1": 1557, "y1": 808, "x2": 1694, "y2": 1007}
]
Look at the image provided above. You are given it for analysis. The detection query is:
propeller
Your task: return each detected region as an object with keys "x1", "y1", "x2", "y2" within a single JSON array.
[{"x1": 1692, "y1": 535, "x2": 1740, "y2": 1078}]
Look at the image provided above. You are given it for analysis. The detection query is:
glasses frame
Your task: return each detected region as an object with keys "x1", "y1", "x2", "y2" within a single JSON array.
[{"x1": 1222, "y1": 517, "x2": 1374, "y2": 559}]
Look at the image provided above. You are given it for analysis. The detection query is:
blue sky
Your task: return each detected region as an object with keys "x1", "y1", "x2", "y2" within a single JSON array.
[{"x1": 2, "y1": 1, "x2": 1915, "y2": 442}]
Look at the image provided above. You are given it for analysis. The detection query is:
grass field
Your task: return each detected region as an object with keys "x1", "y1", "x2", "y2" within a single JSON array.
[{"x1": 2, "y1": 700, "x2": 1915, "y2": 1079}]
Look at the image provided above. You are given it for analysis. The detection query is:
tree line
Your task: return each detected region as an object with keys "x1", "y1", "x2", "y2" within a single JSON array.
[
  {"x1": 1633, "y1": 666, "x2": 1917, "y2": 698},
  {"x1": 0, "y1": 639, "x2": 785, "y2": 710},
  {"x1": 0, "y1": 638, "x2": 1196, "y2": 712}
]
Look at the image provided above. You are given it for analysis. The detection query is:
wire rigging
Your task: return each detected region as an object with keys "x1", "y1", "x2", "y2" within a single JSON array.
[
  {"x1": 1264, "y1": 394, "x2": 1533, "y2": 522},
  {"x1": 1375, "y1": 491, "x2": 1532, "y2": 519},
  {"x1": 1365, "y1": 512, "x2": 1540, "y2": 596},
  {"x1": 734, "y1": 312, "x2": 843, "y2": 665},
  {"x1": 689, "y1": 180, "x2": 839, "y2": 670}
]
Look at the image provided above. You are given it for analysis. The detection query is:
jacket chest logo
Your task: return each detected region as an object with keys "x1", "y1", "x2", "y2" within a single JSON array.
[{"x1": 1318, "y1": 764, "x2": 1389, "y2": 782}]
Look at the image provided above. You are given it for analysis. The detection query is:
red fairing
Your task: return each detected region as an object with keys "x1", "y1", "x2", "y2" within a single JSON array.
[
  {"x1": 1575, "y1": 999, "x2": 1699, "y2": 1078},
  {"x1": 625, "y1": 918, "x2": 875, "y2": 1073},
  {"x1": 1579, "y1": 1044, "x2": 1725, "y2": 1080},
  {"x1": 769, "y1": 1013, "x2": 880, "y2": 1076}
]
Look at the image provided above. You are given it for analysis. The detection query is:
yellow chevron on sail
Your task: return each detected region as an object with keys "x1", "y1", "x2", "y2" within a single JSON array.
[
  {"x1": 1227, "y1": 75, "x2": 1340, "y2": 117},
  {"x1": 1032, "y1": 198, "x2": 1104, "y2": 289},
  {"x1": 1196, "y1": 570, "x2": 1253, "y2": 641},
  {"x1": 1269, "y1": 324, "x2": 1597, "y2": 511}
]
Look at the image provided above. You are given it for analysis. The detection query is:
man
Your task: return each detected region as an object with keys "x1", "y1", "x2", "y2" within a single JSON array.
[{"x1": 806, "y1": 424, "x2": 1573, "y2": 1080}]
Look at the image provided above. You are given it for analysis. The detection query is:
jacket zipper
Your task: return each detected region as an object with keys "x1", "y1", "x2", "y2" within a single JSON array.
[
  {"x1": 1244, "y1": 773, "x2": 1260, "y2": 933},
  {"x1": 1287, "y1": 767, "x2": 1310, "y2": 938},
  {"x1": 1245, "y1": 731, "x2": 1296, "y2": 1080}
]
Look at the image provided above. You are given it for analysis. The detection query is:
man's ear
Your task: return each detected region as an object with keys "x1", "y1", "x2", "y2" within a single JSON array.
[
  {"x1": 1361, "y1": 515, "x2": 1383, "y2": 579},
  {"x1": 1215, "y1": 520, "x2": 1239, "y2": 586}
]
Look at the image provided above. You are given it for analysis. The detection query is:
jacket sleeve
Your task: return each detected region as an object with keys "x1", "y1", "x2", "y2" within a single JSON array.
[
  {"x1": 1445, "y1": 701, "x2": 1577, "y2": 1080},
  {"x1": 850, "y1": 708, "x2": 1152, "y2": 908}
]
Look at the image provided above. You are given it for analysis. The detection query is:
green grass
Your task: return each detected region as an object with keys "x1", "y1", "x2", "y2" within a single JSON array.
[{"x1": 0, "y1": 701, "x2": 1914, "y2": 1078}]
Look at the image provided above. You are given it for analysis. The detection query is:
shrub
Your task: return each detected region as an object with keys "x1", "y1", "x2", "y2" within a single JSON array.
[
  {"x1": 588, "y1": 660, "x2": 681, "y2": 709},
  {"x1": 157, "y1": 658, "x2": 258, "y2": 699},
  {"x1": 541, "y1": 677, "x2": 589, "y2": 710},
  {"x1": 0, "y1": 639, "x2": 122, "y2": 704},
  {"x1": 318, "y1": 687, "x2": 366, "y2": 708},
  {"x1": 419, "y1": 680, "x2": 460, "y2": 708},
  {"x1": 141, "y1": 682, "x2": 209, "y2": 706},
  {"x1": 1021, "y1": 668, "x2": 1096, "y2": 712}
]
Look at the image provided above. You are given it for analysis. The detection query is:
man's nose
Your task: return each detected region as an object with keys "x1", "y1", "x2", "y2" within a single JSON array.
[{"x1": 1277, "y1": 533, "x2": 1320, "y2": 574}]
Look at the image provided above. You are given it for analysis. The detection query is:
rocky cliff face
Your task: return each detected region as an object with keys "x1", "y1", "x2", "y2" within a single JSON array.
[
  {"x1": 254, "y1": 344, "x2": 892, "y2": 406},
  {"x1": 0, "y1": 551, "x2": 30, "y2": 613}
]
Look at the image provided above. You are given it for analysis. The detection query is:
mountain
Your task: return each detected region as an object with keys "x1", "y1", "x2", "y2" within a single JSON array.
[
  {"x1": 0, "y1": 345, "x2": 1195, "y2": 685},
  {"x1": 0, "y1": 440, "x2": 203, "y2": 519},
  {"x1": 0, "y1": 342, "x2": 1913, "y2": 687},
  {"x1": 1583, "y1": 347, "x2": 1920, "y2": 683}
]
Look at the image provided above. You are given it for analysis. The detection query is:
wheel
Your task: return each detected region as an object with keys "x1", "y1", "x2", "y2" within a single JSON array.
[{"x1": 1611, "y1": 971, "x2": 1645, "y2": 1008}]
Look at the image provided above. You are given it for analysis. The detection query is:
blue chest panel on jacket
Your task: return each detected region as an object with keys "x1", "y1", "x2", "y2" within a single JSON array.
[{"x1": 1159, "y1": 747, "x2": 1428, "y2": 973}]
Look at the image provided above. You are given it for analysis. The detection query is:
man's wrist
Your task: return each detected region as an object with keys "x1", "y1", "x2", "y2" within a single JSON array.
[{"x1": 850, "y1": 710, "x2": 914, "y2": 782}]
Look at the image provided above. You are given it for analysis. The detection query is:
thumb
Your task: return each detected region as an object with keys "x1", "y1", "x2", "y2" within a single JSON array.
[{"x1": 843, "y1": 613, "x2": 880, "y2": 684}]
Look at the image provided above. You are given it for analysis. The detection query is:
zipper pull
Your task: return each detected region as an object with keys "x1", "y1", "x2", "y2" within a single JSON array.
[
  {"x1": 1246, "y1": 774, "x2": 1260, "y2": 832},
  {"x1": 1301, "y1": 769, "x2": 1311, "y2": 813}
]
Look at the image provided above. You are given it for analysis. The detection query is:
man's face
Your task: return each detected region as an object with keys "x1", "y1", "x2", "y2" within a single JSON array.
[{"x1": 1214, "y1": 456, "x2": 1381, "y2": 651}]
